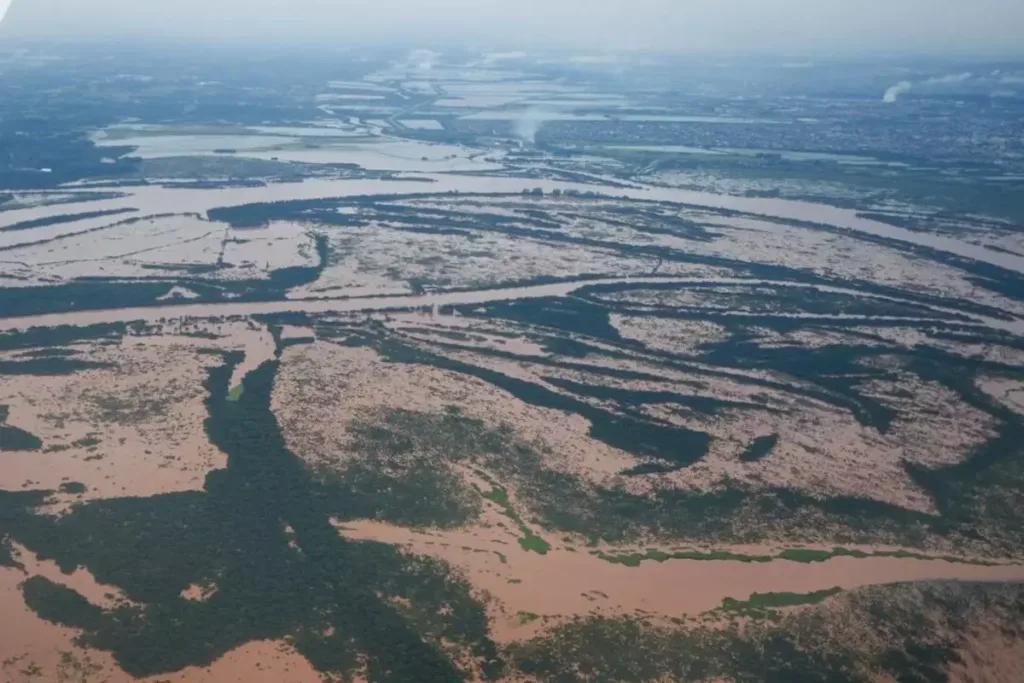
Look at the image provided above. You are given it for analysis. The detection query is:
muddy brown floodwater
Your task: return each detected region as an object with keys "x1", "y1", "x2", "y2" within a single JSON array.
[
  {"x1": 226, "y1": 325, "x2": 277, "y2": 392},
  {"x1": 0, "y1": 277, "x2": 703, "y2": 331},
  {"x1": 2, "y1": 170, "x2": 1024, "y2": 678},
  {"x1": 1, "y1": 274, "x2": 1020, "y2": 336},
  {"x1": 0, "y1": 323, "x2": 292, "y2": 507},
  {"x1": 0, "y1": 548, "x2": 326, "y2": 683},
  {"x1": 337, "y1": 520, "x2": 1024, "y2": 643},
  {"x1": 3, "y1": 174, "x2": 1022, "y2": 274}
]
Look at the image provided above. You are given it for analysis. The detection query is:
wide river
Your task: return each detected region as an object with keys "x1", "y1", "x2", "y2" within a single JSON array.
[
  {"x1": 1, "y1": 274, "x2": 1020, "y2": 334},
  {"x1": 3, "y1": 173, "x2": 1023, "y2": 273},
  {"x1": 1, "y1": 172, "x2": 1023, "y2": 333}
]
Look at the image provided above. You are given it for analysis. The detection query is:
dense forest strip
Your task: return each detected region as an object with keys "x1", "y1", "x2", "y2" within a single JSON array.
[
  {"x1": 7, "y1": 351, "x2": 499, "y2": 681},
  {"x1": 0, "y1": 276, "x2": 704, "y2": 331},
  {"x1": 0, "y1": 208, "x2": 138, "y2": 233}
]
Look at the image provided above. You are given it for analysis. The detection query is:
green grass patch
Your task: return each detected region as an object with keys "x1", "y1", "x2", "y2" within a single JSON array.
[
  {"x1": 518, "y1": 534, "x2": 552, "y2": 554},
  {"x1": 517, "y1": 611, "x2": 541, "y2": 625},
  {"x1": 721, "y1": 587, "x2": 843, "y2": 613},
  {"x1": 777, "y1": 548, "x2": 837, "y2": 563},
  {"x1": 481, "y1": 485, "x2": 550, "y2": 555},
  {"x1": 594, "y1": 549, "x2": 774, "y2": 566},
  {"x1": 481, "y1": 486, "x2": 511, "y2": 508},
  {"x1": 227, "y1": 384, "x2": 245, "y2": 402},
  {"x1": 780, "y1": 547, "x2": 998, "y2": 566},
  {"x1": 596, "y1": 546, "x2": 998, "y2": 567}
]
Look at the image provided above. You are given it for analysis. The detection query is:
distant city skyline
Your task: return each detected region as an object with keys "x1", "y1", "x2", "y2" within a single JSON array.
[{"x1": 2, "y1": 0, "x2": 1024, "y2": 57}]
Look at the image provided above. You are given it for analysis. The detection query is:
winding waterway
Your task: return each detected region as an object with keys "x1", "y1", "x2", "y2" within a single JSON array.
[
  {"x1": 4, "y1": 173, "x2": 1024, "y2": 273},
  {"x1": 2, "y1": 275, "x2": 1020, "y2": 334}
]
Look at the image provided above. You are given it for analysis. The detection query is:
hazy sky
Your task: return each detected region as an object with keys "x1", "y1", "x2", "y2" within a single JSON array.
[{"x1": 2, "y1": 0, "x2": 1024, "y2": 56}]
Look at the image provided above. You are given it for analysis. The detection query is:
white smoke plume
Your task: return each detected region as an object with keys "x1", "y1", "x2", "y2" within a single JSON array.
[
  {"x1": 884, "y1": 72, "x2": 981, "y2": 103},
  {"x1": 883, "y1": 81, "x2": 912, "y2": 103},
  {"x1": 0, "y1": 0, "x2": 11, "y2": 25},
  {"x1": 513, "y1": 108, "x2": 550, "y2": 145}
]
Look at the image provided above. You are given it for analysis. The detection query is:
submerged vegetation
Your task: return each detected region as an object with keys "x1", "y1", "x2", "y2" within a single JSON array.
[
  {"x1": 2, "y1": 44, "x2": 1024, "y2": 682},
  {"x1": 593, "y1": 547, "x2": 1002, "y2": 568},
  {"x1": 325, "y1": 323, "x2": 1024, "y2": 557},
  {"x1": 0, "y1": 404, "x2": 43, "y2": 451},
  {"x1": 507, "y1": 581, "x2": 1024, "y2": 683},
  {"x1": 5, "y1": 349, "x2": 1018, "y2": 682},
  {"x1": 0, "y1": 424, "x2": 43, "y2": 451},
  {"x1": 480, "y1": 484, "x2": 551, "y2": 555},
  {"x1": 226, "y1": 383, "x2": 244, "y2": 402},
  {"x1": 1, "y1": 264, "x2": 1022, "y2": 679},
  {"x1": 718, "y1": 587, "x2": 844, "y2": 614},
  {"x1": 5, "y1": 354, "x2": 501, "y2": 681}
]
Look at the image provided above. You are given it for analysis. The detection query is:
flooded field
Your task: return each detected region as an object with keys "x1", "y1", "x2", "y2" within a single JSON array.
[
  {"x1": 3, "y1": 310, "x2": 1021, "y2": 680},
  {"x1": 337, "y1": 519, "x2": 1024, "y2": 640},
  {"x1": 2, "y1": 44, "x2": 1023, "y2": 683},
  {"x1": 3, "y1": 173, "x2": 1022, "y2": 275},
  {"x1": 0, "y1": 323, "x2": 287, "y2": 505},
  {"x1": 0, "y1": 558, "x2": 326, "y2": 683},
  {"x1": 0, "y1": 277, "x2": 702, "y2": 330}
]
